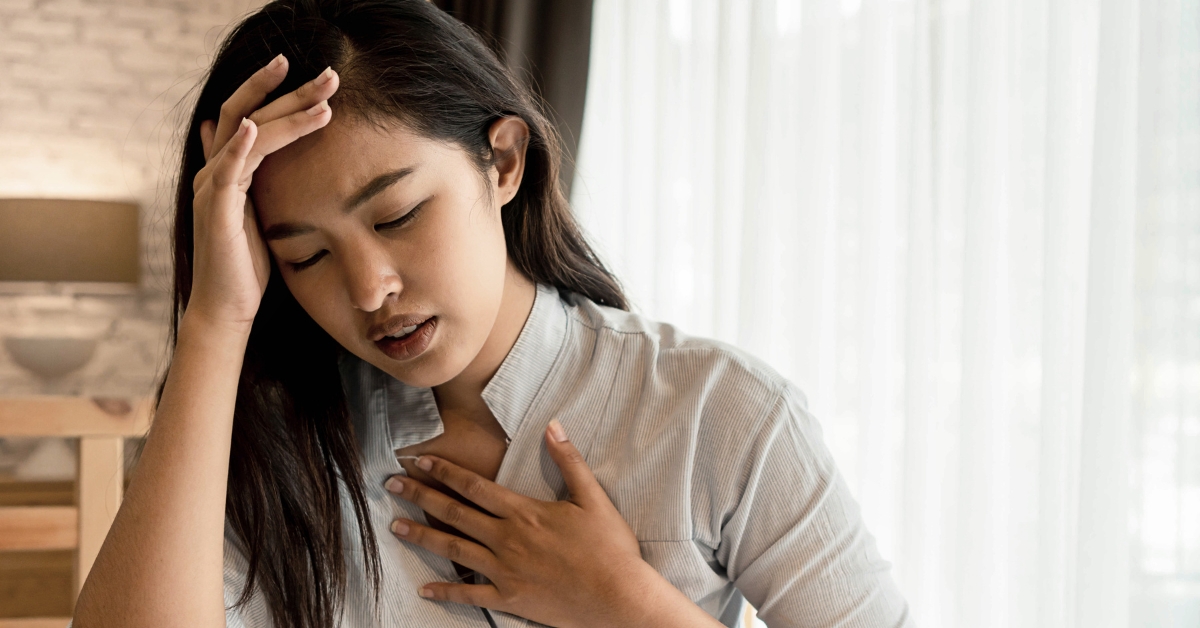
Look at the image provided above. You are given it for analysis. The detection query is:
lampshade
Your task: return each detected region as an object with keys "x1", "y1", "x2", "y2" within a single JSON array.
[{"x1": 0, "y1": 198, "x2": 139, "y2": 284}]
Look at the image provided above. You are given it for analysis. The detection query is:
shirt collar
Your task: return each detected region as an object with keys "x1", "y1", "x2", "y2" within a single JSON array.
[
  {"x1": 480, "y1": 282, "x2": 569, "y2": 439},
  {"x1": 376, "y1": 283, "x2": 568, "y2": 449}
]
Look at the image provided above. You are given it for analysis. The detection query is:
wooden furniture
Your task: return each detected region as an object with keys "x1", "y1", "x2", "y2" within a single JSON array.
[{"x1": 0, "y1": 396, "x2": 152, "y2": 627}]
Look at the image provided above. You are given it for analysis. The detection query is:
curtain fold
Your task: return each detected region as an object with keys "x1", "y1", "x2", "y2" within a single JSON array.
[{"x1": 571, "y1": 1, "x2": 1200, "y2": 626}]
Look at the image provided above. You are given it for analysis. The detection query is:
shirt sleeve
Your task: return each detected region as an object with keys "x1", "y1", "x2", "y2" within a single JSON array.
[{"x1": 716, "y1": 382, "x2": 915, "y2": 628}]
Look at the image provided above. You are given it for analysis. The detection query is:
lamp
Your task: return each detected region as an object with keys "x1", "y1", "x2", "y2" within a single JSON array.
[{"x1": 0, "y1": 198, "x2": 139, "y2": 381}]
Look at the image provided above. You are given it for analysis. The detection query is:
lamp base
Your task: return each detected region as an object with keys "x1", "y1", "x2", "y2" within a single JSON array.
[{"x1": 3, "y1": 336, "x2": 99, "y2": 380}]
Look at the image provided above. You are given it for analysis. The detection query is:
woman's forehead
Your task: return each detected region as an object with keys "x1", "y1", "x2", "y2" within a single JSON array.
[{"x1": 251, "y1": 117, "x2": 465, "y2": 218}]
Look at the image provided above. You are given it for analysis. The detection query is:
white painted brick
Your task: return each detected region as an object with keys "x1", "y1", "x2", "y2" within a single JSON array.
[
  {"x1": 45, "y1": 89, "x2": 109, "y2": 114},
  {"x1": 0, "y1": 0, "x2": 36, "y2": 17},
  {"x1": 112, "y1": 5, "x2": 177, "y2": 27},
  {"x1": 146, "y1": 23, "x2": 185, "y2": 44},
  {"x1": 0, "y1": 89, "x2": 39, "y2": 107},
  {"x1": 9, "y1": 17, "x2": 77, "y2": 39},
  {"x1": 183, "y1": 15, "x2": 236, "y2": 42},
  {"x1": 0, "y1": 109, "x2": 72, "y2": 133},
  {"x1": 139, "y1": 73, "x2": 190, "y2": 98},
  {"x1": 111, "y1": 93, "x2": 167, "y2": 116},
  {"x1": 7, "y1": 60, "x2": 78, "y2": 87},
  {"x1": 141, "y1": 0, "x2": 197, "y2": 10},
  {"x1": 41, "y1": 45, "x2": 115, "y2": 73},
  {"x1": 72, "y1": 116, "x2": 135, "y2": 135},
  {"x1": 76, "y1": 64, "x2": 139, "y2": 90},
  {"x1": 38, "y1": 0, "x2": 110, "y2": 21},
  {"x1": 80, "y1": 23, "x2": 150, "y2": 47},
  {"x1": 114, "y1": 47, "x2": 179, "y2": 73},
  {"x1": 0, "y1": 37, "x2": 38, "y2": 59}
]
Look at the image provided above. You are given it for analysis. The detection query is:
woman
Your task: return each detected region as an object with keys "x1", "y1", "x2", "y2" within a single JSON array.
[{"x1": 72, "y1": 1, "x2": 912, "y2": 627}]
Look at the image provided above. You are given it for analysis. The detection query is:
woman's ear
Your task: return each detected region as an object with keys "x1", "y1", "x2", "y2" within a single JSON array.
[{"x1": 487, "y1": 116, "x2": 530, "y2": 207}]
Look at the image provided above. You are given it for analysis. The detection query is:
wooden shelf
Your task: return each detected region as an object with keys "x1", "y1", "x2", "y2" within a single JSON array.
[
  {"x1": 0, "y1": 550, "x2": 74, "y2": 620},
  {"x1": 0, "y1": 618, "x2": 73, "y2": 627},
  {"x1": 0, "y1": 397, "x2": 151, "y2": 438},
  {"x1": 0, "y1": 482, "x2": 73, "y2": 508},
  {"x1": 0, "y1": 396, "x2": 152, "y2": 622}
]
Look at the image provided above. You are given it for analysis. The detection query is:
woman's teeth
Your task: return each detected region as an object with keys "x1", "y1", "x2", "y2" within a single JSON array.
[{"x1": 387, "y1": 323, "x2": 420, "y2": 339}]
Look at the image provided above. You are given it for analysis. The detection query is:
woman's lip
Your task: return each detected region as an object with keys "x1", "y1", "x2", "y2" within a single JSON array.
[
  {"x1": 374, "y1": 316, "x2": 437, "y2": 361},
  {"x1": 370, "y1": 314, "x2": 435, "y2": 341}
]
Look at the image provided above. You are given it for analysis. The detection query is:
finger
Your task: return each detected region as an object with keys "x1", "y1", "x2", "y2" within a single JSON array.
[
  {"x1": 545, "y1": 419, "x2": 604, "y2": 505},
  {"x1": 197, "y1": 101, "x2": 330, "y2": 196},
  {"x1": 390, "y1": 518, "x2": 498, "y2": 576},
  {"x1": 212, "y1": 54, "x2": 289, "y2": 155},
  {"x1": 210, "y1": 118, "x2": 257, "y2": 191},
  {"x1": 240, "y1": 100, "x2": 333, "y2": 171},
  {"x1": 192, "y1": 118, "x2": 244, "y2": 192},
  {"x1": 385, "y1": 475, "x2": 501, "y2": 543},
  {"x1": 417, "y1": 582, "x2": 506, "y2": 611},
  {"x1": 248, "y1": 67, "x2": 339, "y2": 127},
  {"x1": 199, "y1": 119, "x2": 216, "y2": 161},
  {"x1": 410, "y1": 454, "x2": 522, "y2": 518}
]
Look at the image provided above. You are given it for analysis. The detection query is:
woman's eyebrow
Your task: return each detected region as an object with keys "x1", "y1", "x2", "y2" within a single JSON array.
[
  {"x1": 263, "y1": 222, "x2": 315, "y2": 241},
  {"x1": 262, "y1": 166, "x2": 420, "y2": 241},
  {"x1": 344, "y1": 166, "x2": 418, "y2": 213}
]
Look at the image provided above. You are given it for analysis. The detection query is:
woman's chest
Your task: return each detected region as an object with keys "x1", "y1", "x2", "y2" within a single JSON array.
[
  {"x1": 394, "y1": 409, "x2": 509, "y2": 482},
  {"x1": 392, "y1": 408, "x2": 508, "y2": 578}
]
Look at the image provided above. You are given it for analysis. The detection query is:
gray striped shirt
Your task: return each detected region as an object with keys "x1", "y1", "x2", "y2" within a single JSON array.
[{"x1": 221, "y1": 283, "x2": 913, "y2": 627}]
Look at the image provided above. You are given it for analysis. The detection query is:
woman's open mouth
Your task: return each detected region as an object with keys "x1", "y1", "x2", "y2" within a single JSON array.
[{"x1": 374, "y1": 316, "x2": 437, "y2": 361}]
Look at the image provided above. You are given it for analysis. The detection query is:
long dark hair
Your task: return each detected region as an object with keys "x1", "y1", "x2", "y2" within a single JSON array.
[{"x1": 165, "y1": 1, "x2": 626, "y2": 626}]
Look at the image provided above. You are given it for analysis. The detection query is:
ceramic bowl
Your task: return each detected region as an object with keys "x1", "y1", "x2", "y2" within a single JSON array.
[{"x1": 3, "y1": 335, "x2": 99, "y2": 380}]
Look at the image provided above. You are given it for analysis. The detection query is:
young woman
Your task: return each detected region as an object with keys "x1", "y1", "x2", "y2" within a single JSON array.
[{"x1": 72, "y1": 1, "x2": 912, "y2": 627}]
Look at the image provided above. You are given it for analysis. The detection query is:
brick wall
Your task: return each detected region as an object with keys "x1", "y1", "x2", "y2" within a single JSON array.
[
  {"x1": 0, "y1": 0, "x2": 266, "y2": 396},
  {"x1": 0, "y1": 0, "x2": 266, "y2": 288}
]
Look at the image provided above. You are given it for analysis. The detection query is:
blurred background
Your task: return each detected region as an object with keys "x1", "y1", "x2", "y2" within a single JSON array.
[{"x1": 0, "y1": 0, "x2": 1196, "y2": 627}]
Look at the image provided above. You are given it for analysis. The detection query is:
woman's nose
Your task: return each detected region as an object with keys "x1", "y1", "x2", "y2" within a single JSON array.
[{"x1": 343, "y1": 244, "x2": 401, "y2": 312}]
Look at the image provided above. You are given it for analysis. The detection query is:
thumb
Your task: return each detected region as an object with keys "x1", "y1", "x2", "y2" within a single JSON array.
[{"x1": 545, "y1": 419, "x2": 601, "y2": 505}]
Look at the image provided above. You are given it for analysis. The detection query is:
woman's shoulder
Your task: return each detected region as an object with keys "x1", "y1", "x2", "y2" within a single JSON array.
[{"x1": 560, "y1": 292, "x2": 806, "y2": 422}]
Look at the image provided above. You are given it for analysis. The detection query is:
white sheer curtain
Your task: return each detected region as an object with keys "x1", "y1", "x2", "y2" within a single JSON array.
[{"x1": 569, "y1": 1, "x2": 1200, "y2": 627}]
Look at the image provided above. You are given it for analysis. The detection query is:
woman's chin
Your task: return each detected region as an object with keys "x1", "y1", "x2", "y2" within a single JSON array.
[{"x1": 377, "y1": 348, "x2": 464, "y2": 389}]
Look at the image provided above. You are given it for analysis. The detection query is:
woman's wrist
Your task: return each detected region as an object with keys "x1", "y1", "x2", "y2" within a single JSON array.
[
  {"x1": 179, "y1": 307, "x2": 254, "y2": 348},
  {"x1": 172, "y1": 309, "x2": 254, "y2": 388},
  {"x1": 606, "y1": 560, "x2": 725, "y2": 628}
]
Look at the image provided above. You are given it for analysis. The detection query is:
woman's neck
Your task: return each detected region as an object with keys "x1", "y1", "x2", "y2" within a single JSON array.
[{"x1": 432, "y1": 261, "x2": 536, "y2": 423}]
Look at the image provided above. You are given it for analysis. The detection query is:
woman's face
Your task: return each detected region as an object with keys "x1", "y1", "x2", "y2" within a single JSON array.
[{"x1": 251, "y1": 114, "x2": 528, "y2": 387}]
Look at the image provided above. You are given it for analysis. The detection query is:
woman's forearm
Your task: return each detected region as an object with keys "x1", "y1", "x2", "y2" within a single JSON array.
[
  {"x1": 618, "y1": 561, "x2": 726, "y2": 628},
  {"x1": 73, "y1": 312, "x2": 250, "y2": 627}
]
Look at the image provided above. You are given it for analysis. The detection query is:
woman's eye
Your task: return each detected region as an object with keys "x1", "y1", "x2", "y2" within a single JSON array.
[
  {"x1": 289, "y1": 250, "x2": 327, "y2": 271},
  {"x1": 375, "y1": 200, "x2": 427, "y2": 231}
]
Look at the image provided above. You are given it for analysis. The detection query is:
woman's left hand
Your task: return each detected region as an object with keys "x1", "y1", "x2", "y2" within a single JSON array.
[{"x1": 384, "y1": 419, "x2": 706, "y2": 628}]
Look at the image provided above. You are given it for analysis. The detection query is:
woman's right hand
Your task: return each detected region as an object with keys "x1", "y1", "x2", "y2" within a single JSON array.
[
  {"x1": 187, "y1": 54, "x2": 340, "y2": 331},
  {"x1": 74, "y1": 56, "x2": 341, "y2": 628}
]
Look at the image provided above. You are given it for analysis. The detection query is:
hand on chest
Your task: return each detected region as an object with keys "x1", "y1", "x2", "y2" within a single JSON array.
[{"x1": 395, "y1": 408, "x2": 509, "y2": 573}]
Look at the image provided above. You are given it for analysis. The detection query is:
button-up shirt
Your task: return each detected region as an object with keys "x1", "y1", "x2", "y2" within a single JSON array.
[{"x1": 221, "y1": 283, "x2": 914, "y2": 627}]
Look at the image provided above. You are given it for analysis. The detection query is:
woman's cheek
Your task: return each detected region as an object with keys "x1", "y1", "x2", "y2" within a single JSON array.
[{"x1": 290, "y1": 277, "x2": 348, "y2": 342}]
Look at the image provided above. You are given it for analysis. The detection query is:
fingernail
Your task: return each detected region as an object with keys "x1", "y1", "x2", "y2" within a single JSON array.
[
  {"x1": 416, "y1": 456, "x2": 432, "y2": 472},
  {"x1": 313, "y1": 66, "x2": 334, "y2": 85},
  {"x1": 306, "y1": 101, "x2": 329, "y2": 116},
  {"x1": 237, "y1": 117, "x2": 251, "y2": 135},
  {"x1": 548, "y1": 419, "x2": 568, "y2": 443},
  {"x1": 385, "y1": 476, "x2": 404, "y2": 493},
  {"x1": 418, "y1": 587, "x2": 433, "y2": 598},
  {"x1": 267, "y1": 53, "x2": 285, "y2": 70},
  {"x1": 391, "y1": 520, "x2": 410, "y2": 535}
]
